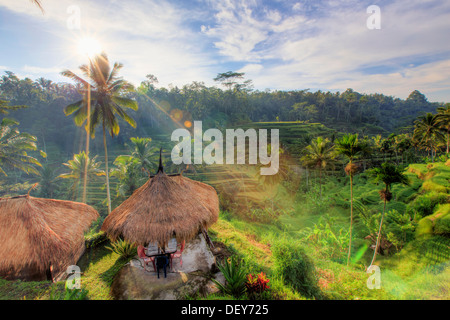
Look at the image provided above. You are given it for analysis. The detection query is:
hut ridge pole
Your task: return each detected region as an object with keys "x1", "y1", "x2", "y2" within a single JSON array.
[{"x1": 158, "y1": 148, "x2": 163, "y2": 173}]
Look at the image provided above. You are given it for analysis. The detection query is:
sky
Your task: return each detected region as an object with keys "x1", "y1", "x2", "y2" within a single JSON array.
[{"x1": 0, "y1": 0, "x2": 449, "y2": 102}]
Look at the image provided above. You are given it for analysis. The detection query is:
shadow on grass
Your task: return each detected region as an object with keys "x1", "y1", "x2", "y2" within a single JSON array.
[
  {"x1": 0, "y1": 278, "x2": 54, "y2": 300},
  {"x1": 99, "y1": 257, "x2": 131, "y2": 287},
  {"x1": 77, "y1": 241, "x2": 116, "y2": 272}
]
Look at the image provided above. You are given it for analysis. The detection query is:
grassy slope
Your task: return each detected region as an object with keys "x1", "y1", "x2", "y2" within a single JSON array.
[
  {"x1": 210, "y1": 215, "x2": 394, "y2": 300},
  {"x1": 209, "y1": 160, "x2": 449, "y2": 300}
]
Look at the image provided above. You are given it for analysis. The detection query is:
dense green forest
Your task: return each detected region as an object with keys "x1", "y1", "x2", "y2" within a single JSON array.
[{"x1": 0, "y1": 70, "x2": 445, "y2": 164}]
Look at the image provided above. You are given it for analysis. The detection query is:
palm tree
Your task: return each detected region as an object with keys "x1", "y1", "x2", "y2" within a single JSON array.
[
  {"x1": 335, "y1": 133, "x2": 367, "y2": 266},
  {"x1": 413, "y1": 113, "x2": 444, "y2": 162},
  {"x1": 58, "y1": 152, "x2": 104, "y2": 201},
  {"x1": 115, "y1": 137, "x2": 159, "y2": 176},
  {"x1": 301, "y1": 137, "x2": 336, "y2": 197},
  {"x1": 367, "y1": 162, "x2": 409, "y2": 267},
  {"x1": 38, "y1": 164, "x2": 59, "y2": 198},
  {"x1": 29, "y1": 0, "x2": 44, "y2": 13},
  {"x1": 110, "y1": 159, "x2": 145, "y2": 198},
  {"x1": 0, "y1": 100, "x2": 27, "y2": 115},
  {"x1": 436, "y1": 104, "x2": 450, "y2": 154},
  {"x1": 61, "y1": 53, "x2": 138, "y2": 213},
  {"x1": 0, "y1": 118, "x2": 41, "y2": 176}
]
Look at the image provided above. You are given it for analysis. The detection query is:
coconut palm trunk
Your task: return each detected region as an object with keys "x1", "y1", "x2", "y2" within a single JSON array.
[
  {"x1": 370, "y1": 194, "x2": 387, "y2": 267},
  {"x1": 319, "y1": 167, "x2": 322, "y2": 198},
  {"x1": 103, "y1": 125, "x2": 111, "y2": 214},
  {"x1": 430, "y1": 142, "x2": 434, "y2": 162},
  {"x1": 61, "y1": 53, "x2": 138, "y2": 214},
  {"x1": 446, "y1": 131, "x2": 449, "y2": 154},
  {"x1": 347, "y1": 172, "x2": 353, "y2": 266},
  {"x1": 367, "y1": 162, "x2": 409, "y2": 267},
  {"x1": 82, "y1": 80, "x2": 91, "y2": 204}
]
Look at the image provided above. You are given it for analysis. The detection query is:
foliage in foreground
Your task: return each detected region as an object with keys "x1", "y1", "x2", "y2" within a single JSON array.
[
  {"x1": 211, "y1": 256, "x2": 247, "y2": 299},
  {"x1": 271, "y1": 238, "x2": 321, "y2": 299},
  {"x1": 49, "y1": 279, "x2": 89, "y2": 300},
  {"x1": 106, "y1": 238, "x2": 137, "y2": 260}
]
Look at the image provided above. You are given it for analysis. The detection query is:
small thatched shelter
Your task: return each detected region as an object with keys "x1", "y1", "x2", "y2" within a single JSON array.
[
  {"x1": 101, "y1": 156, "x2": 219, "y2": 247},
  {"x1": 0, "y1": 195, "x2": 99, "y2": 281}
]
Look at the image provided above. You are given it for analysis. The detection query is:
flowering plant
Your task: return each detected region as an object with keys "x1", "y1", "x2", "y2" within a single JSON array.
[{"x1": 245, "y1": 272, "x2": 270, "y2": 296}]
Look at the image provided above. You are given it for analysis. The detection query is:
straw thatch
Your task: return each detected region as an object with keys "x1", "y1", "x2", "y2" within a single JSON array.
[
  {"x1": 101, "y1": 170, "x2": 219, "y2": 247},
  {"x1": 171, "y1": 174, "x2": 219, "y2": 224},
  {"x1": 0, "y1": 195, "x2": 99, "y2": 281}
]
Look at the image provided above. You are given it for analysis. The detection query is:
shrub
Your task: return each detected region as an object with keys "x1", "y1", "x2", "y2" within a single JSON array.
[
  {"x1": 416, "y1": 218, "x2": 434, "y2": 239},
  {"x1": 85, "y1": 231, "x2": 108, "y2": 249},
  {"x1": 360, "y1": 209, "x2": 416, "y2": 255},
  {"x1": 385, "y1": 210, "x2": 417, "y2": 251},
  {"x1": 303, "y1": 187, "x2": 333, "y2": 214},
  {"x1": 422, "y1": 181, "x2": 448, "y2": 193},
  {"x1": 106, "y1": 238, "x2": 136, "y2": 260},
  {"x1": 406, "y1": 192, "x2": 449, "y2": 219},
  {"x1": 387, "y1": 201, "x2": 407, "y2": 214},
  {"x1": 299, "y1": 215, "x2": 349, "y2": 263},
  {"x1": 246, "y1": 207, "x2": 282, "y2": 224},
  {"x1": 431, "y1": 204, "x2": 450, "y2": 236},
  {"x1": 245, "y1": 272, "x2": 270, "y2": 299},
  {"x1": 211, "y1": 256, "x2": 247, "y2": 299},
  {"x1": 272, "y1": 239, "x2": 321, "y2": 299},
  {"x1": 49, "y1": 280, "x2": 89, "y2": 300},
  {"x1": 435, "y1": 215, "x2": 450, "y2": 235}
]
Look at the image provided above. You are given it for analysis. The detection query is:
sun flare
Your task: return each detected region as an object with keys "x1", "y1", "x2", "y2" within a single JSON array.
[{"x1": 77, "y1": 37, "x2": 102, "y2": 58}]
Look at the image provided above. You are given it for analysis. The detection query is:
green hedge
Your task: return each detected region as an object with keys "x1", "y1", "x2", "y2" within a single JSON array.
[
  {"x1": 85, "y1": 231, "x2": 108, "y2": 249},
  {"x1": 271, "y1": 238, "x2": 321, "y2": 299}
]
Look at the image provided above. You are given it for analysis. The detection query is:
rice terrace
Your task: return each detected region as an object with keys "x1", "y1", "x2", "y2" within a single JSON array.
[{"x1": 0, "y1": 0, "x2": 449, "y2": 310}]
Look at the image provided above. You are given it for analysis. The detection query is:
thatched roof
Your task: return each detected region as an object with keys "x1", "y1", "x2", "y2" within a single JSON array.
[
  {"x1": 101, "y1": 161, "x2": 219, "y2": 246},
  {"x1": 0, "y1": 195, "x2": 99, "y2": 279}
]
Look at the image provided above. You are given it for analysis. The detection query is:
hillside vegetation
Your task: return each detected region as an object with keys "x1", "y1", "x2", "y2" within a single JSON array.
[{"x1": 0, "y1": 71, "x2": 449, "y2": 300}]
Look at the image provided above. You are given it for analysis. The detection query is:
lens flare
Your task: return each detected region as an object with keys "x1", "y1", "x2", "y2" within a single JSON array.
[
  {"x1": 77, "y1": 37, "x2": 102, "y2": 58},
  {"x1": 170, "y1": 109, "x2": 183, "y2": 121}
]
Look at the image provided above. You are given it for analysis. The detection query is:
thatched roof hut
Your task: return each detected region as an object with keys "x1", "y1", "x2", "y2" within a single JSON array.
[
  {"x1": 101, "y1": 157, "x2": 219, "y2": 247},
  {"x1": 0, "y1": 195, "x2": 99, "y2": 281}
]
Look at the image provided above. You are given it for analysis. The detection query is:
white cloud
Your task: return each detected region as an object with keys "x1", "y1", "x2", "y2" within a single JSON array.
[
  {"x1": 0, "y1": 0, "x2": 216, "y2": 87},
  {"x1": 201, "y1": 2, "x2": 269, "y2": 62},
  {"x1": 238, "y1": 63, "x2": 263, "y2": 74},
  {"x1": 202, "y1": 0, "x2": 450, "y2": 101},
  {"x1": 23, "y1": 65, "x2": 62, "y2": 74},
  {"x1": 0, "y1": 0, "x2": 449, "y2": 101},
  {"x1": 292, "y1": 3, "x2": 302, "y2": 12}
]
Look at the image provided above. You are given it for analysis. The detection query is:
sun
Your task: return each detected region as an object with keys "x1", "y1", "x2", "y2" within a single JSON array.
[{"x1": 77, "y1": 37, "x2": 102, "y2": 58}]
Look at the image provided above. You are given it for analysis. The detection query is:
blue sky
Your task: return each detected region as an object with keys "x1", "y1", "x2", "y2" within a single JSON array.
[{"x1": 0, "y1": 0, "x2": 449, "y2": 102}]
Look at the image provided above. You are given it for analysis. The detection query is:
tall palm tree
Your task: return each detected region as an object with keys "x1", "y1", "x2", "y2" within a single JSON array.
[
  {"x1": 436, "y1": 104, "x2": 450, "y2": 154},
  {"x1": 335, "y1": 133, "x2": 367, "y2": 266},
  {"x1": 38, "y1": 164, "x2": 59, "y2": 198},
  {"x1": 0, "y1": 118, "x2": 41, "y2": 176},
  {"x1": 0, "y1": 100, "x2": 27, "y2": 115},
  {"x1": 413, "y1": 113, "x2": 444, "y2": 162},
  {"x1": 367, "y1": 162, "x2": 409, "y2": 267},
  {"x1": 61, "y1": 53, "x2": 138, "y2": 213},
  {"x1": 115, "y1": 137, "x2": 159, "y2": 176},
  {"x1": 110, "y1": 159, "x2": 145, "y2": 198},
  {"x1": 58, "y1": 152, "x2": 104, "y2": 201},
  {"x1": 111, "y1": 137, "x2": 159, "y2": 198},
  {"x1": 301, "y1": 137, "x2": 336, "y2": 197}
]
